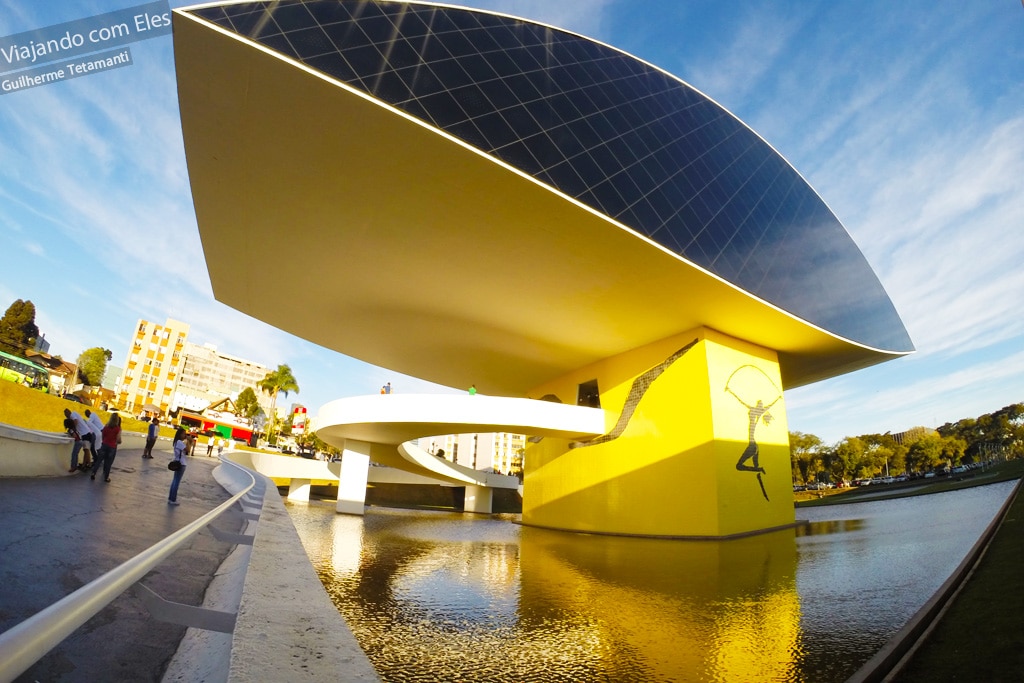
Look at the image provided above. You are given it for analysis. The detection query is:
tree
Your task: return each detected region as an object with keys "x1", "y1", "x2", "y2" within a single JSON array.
[
  {"x1": 0, "y1": 299, "x2": 40, "y2": 355},
  {"x1": 940, "y1": 435, "x2": 968, "y2": 466},
  {"x1": 907, "y1": 433, "x2": 945, "y2": 473},
  {"x1": 295, "y1": 432, "x2": 339, "y2": 459},
  {"x1": 77, "y1": 347, "x2": 113, "y2": 386},
  {"x1": 789, "y1": 431, "x2": 824, "y2": 485},
  {"x1": 860, "y1": 433, "x2": 906, "y2": 477},
  {"x1": 829, "y1": 436, "x2": 867, "y2": 482},
  {"x1": 939, "y1": 403, "x2": 1024, "y2": 461},
  {"x1": 235, "y1": 387, "x2": 264, "y2": 424},
  {"x1": 990, "y1": 404, "x2": 1024, "y2": 459},
  {"x1": 258, "y1": 364, "x2": 299, "y2": 444}
]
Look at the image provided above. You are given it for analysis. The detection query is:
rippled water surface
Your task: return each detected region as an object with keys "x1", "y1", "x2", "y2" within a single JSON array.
[{"x1": 286, "y1": 481, "x2": 1014, "y2": 682}]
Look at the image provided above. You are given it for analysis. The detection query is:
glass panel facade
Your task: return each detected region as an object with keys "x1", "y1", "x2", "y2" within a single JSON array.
[{"x1": 187, "y1": 0, "x2": 912, "y2": 352}]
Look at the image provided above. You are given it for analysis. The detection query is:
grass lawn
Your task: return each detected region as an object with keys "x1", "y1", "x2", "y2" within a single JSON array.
[
  {"x1": 893, "y1": 480, "x2": 1024, "y2": 681},
  {"x1": 0, "y1": 378, "x2": 286, "y2": 457},
  {"x1": 0, "y1": 379, "x2": 166, "y2": 436}
]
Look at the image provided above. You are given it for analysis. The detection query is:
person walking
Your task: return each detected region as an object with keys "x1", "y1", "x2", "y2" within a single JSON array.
[
  {"x1": 90, "y1": 413, "x2": 122, "y2": 482},
  {"x1": 84, "y1": 409, "x2": 105, "y2": 464},
  {"x1": 168, "y1": 427, "x2": 188, "y2": 505},
  {"x1": 143, "y1": 418, "x2": 159, "y2": 458},
  {"x1": 63, "y1": 408, "x2": 92, "y2": 469}
]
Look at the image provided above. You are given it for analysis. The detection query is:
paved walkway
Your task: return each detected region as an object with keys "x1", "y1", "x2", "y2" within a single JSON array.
[{"x1": 0, "y1": 442, "x2": 243, "y2": 682}]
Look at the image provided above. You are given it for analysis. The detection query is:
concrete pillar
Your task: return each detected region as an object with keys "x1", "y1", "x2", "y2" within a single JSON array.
[
  {"x1": 464, "y1": 485, "x2": 493, "y2": 514},
  {"x1": 287, "y1": 478, "x2": 312, "y2": 501},
  {"x1": 336, "y1": 439, "x2": 371, "y2": 515}
]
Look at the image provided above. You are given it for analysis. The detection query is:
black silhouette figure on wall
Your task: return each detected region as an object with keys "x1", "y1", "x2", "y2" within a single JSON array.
[{"x1": 725, "y1": 365, "x2": 782, "y2": 501}]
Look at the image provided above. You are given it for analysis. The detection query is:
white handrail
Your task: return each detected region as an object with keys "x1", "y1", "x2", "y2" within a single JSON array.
[{"x1": 0, "y1": 458, "x2": 258, "y2": 683}]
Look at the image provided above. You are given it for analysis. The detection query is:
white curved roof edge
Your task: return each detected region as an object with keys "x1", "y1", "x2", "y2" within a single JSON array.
[{"x1": 316, "y1": 394, "x2": 606, "y2": 445}]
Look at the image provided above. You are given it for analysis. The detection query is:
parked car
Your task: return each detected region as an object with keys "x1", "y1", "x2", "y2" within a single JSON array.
[{"x1": 62, "y1": 394, "x2": 85, "y2": 404}]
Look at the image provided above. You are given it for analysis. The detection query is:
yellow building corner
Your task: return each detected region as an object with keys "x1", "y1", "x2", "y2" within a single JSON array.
[{"x1": 524, "y1": 327, "x2": 795, "y2": 538}]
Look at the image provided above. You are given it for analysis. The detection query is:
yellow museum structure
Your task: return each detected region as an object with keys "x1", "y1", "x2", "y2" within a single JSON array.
[
  {"x1": 526, "y1": 328, "x2": 792, "y2": 537},
  {"x1": 173, "y1": 1, "x2": 912, "y2": 538}
]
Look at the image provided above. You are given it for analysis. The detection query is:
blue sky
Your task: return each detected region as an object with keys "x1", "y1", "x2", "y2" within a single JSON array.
[{"x1": 1, "y1": 1, "x2": 1021, "y2": 444}]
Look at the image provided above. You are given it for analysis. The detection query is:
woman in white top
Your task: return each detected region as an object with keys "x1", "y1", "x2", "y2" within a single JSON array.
[{"x1": 168, "y1": 427, "x2": 188, "y2": 505}]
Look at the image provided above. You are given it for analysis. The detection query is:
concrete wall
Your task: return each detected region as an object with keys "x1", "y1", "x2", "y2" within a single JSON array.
[
  {"x1": 0, "y1": 425, "x2": 147, "y2": 477},
  {"x1": 0, "y1": 424, "x2": 74, "y2": 477},
  {"x1": 203, "y1": 460, "x2": 380, "y2": 682},
  {"x1": 229, "y1": 451, "x2": 341, "y2": 480},
  {"x1": 364, "y1": 483, "x2": 523, "y2": 513}
]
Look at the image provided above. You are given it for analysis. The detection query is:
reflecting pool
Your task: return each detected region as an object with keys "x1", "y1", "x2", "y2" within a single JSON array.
[{"x1": 286, "y1": 481, "x2": 1014, "y2": 682}]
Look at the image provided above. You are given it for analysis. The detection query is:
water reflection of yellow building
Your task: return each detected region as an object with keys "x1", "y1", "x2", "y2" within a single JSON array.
[
  {"x1": 290, "y1": 506, "x2": 803, "y2": 680},
  {"x1": 518, "y1": 525, "x2": 801, "y2": 681}
]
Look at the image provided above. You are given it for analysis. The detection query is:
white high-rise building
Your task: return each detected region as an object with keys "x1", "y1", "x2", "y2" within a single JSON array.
[
  {"x1": 175, "y1": 342, "x2": 270, "y2": 412},
  {"x1": 419, "y1": 432, "x2": 525, "y2": 476}
]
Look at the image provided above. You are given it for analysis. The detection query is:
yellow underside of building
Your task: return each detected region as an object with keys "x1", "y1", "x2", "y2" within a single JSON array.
[{"x1": 524, "y1": 327, "x2": 794, "y2": 538}]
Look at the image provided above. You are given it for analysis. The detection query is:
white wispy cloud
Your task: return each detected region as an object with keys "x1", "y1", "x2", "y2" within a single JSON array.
[
  {"x1": 446, "y1": 0, "x2": 616, "y2": 39},
  {"x1": 681, "y1": 5, "x2": 808, "y2": 107},
  {"x1": 789, "y1": 345, "x2": 1024, "y2": 442}
]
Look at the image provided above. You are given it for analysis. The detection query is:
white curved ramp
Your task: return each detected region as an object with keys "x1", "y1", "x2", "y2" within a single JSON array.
[
  {"x1": 396, "y1": 441, "x2": 517, "y2": 488},
  {"x1": 318, "y1": 394, "x2": 606, "y2": 445},
  {"x1": 316, "y1": 393, "x2": 606, "y2": 491}
]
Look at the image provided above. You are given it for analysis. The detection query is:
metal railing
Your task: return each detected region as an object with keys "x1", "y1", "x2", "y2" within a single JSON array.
[{"x1": 0, "y1": 457, "x2": 260, "y2": 683}]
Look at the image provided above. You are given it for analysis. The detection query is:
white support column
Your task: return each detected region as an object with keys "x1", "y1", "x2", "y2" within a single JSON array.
[
  {"x1": 464, "y1": 485, "x2": 493, "y2": 514},
  {"x1": 287, "y1": 478, "x2": 312, "y2": 501},
  {"x1": 336, "y1": 439, "x2": 371, "y2": 515}
]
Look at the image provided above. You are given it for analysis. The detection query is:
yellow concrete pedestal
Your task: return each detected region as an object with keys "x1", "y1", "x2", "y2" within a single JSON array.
[{"x1": 523, "y1": 327, "x2": 794, "y2": 538}]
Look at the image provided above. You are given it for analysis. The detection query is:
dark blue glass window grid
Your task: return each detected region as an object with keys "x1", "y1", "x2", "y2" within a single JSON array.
[{"x1": 187, "y1": 0, "x2": 912, "y2": 351}]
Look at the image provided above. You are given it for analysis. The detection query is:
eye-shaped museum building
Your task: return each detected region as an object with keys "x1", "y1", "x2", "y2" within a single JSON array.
[{"x1": 173, "y1": 0, "x2": 912, "y2": 538}]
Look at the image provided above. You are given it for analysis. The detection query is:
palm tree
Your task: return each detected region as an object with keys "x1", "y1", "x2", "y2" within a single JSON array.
[{"x1": 258, "y1": 364, "x2": 299, "y2": 445}]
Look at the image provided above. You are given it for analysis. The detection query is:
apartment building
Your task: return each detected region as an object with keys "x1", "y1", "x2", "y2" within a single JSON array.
[
  {"x1": 115, "y1": 318, "x2": 271, "y2": 418},
  {"x1": 176, "y1": 342, "x2": 269, "y2": 412},
  {"x1": 115, "y1": 318, "x2": 189, "y2": 416},
  {"x1": 419, "y1": 431, "x2": 525, "y2": 476}
]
